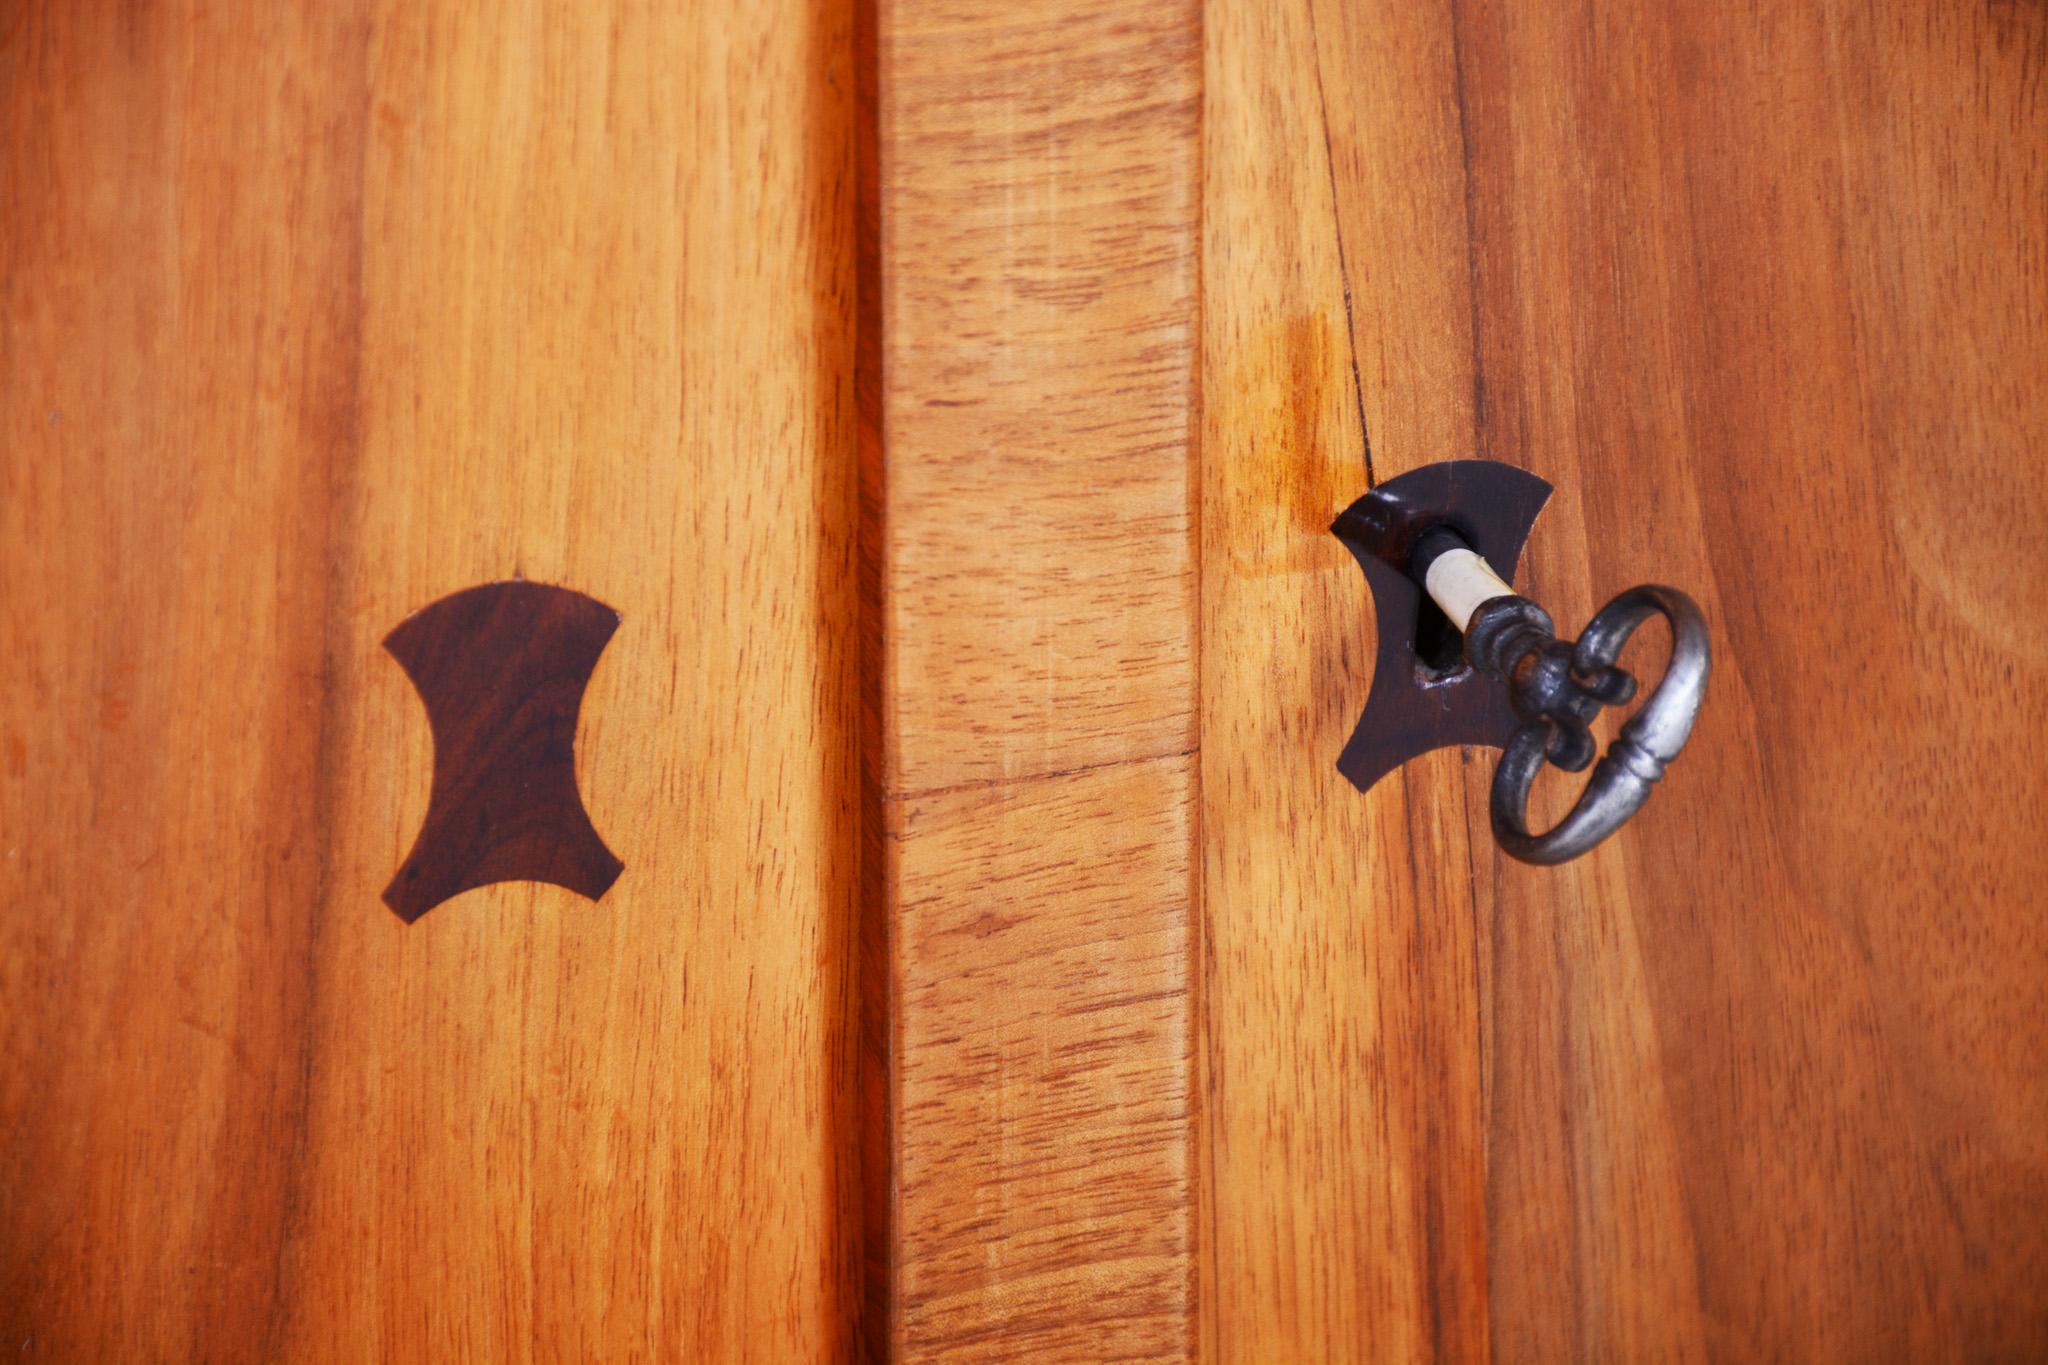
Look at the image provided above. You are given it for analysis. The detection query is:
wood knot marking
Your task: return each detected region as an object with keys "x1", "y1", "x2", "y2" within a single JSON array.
[{"x1": 382, "y1": 581, "x2": 623, "y2": 923}]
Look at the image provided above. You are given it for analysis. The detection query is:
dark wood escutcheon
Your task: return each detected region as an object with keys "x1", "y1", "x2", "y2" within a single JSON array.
[
  {"x1": 383, "y1": 581, "x2": 624, "y2": 922},
  {"x1": 1330, "y1": 459, "x2": 1553, "y2": 794}
]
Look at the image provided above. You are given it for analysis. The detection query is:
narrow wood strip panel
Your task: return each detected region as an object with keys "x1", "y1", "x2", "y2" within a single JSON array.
[
  {"x1": 890, "y1": 762, "x2": 1196, "y2": 1359},
  {"x1": 870, "y1": 0, "x2": 1201, "y2": 1356},
  {"x1": 874, "y1": 0, "x2": 1202, "y2": 792}
]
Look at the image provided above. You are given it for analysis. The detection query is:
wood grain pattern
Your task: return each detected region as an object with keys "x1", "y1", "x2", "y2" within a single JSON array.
[
  {"x1": 9, "y1": 0, "x2": 2043, "y2": 1359},
  {"x1": 1202, "y1": 1, "x2": 1493, "y2": 1356},
  {"x1": 869, "y1": 0, "x2": 1202, "y2": 1355},
  {"x1": 1, "y1": 6, "x2": 377, "y2": 1356},
  {"x1": 1204, "y1": 0, "x2": 2048, "y2": 1359},
  {"x1": 1, "y1": 0, "x2": 864, "y2": 1357}
]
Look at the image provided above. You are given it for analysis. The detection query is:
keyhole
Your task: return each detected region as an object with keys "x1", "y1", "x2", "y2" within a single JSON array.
[{"x1": 1413, "y1": 587, "x2": 1467, "y2": 680}]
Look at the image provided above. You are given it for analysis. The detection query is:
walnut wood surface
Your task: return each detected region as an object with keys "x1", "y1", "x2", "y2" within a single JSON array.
[
  {"x1": 6, "y1": 0, "x2": 2044, "y2": 1360},
  {"x1": 1204, "y1": 0, "x2": 2048, "y2": 1359},
  {"x1": 1, "y1": 1, "x2": 863, "y2": 1357},
  {"x1": 868, "y1": 0, "x2": 1202, "y2": 1356}
]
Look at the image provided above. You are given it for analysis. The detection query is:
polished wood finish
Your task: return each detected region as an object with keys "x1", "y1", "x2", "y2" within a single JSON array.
[
  {"x1": 1202, "y1": 6, "x2": 1491, "y2": 1350},
  {"x1": 1203, "y1": 0, "x2": 2048, "y2": 1358},
  {"x1": 1, "y1": 1, "x2": 863, "y2": 1357},
  {"x1": 7, "y1": 0, "x2": 2045, "y2": 1359},
  {"x1": 868, "y1": 0, "x2": 1202, "y2": 1355}
]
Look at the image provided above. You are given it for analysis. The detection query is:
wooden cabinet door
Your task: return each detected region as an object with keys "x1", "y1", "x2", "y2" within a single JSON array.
[
  {"x1": 3, "y1": 3, "x2": 864, "y2": 1358},
  {"x1": 1199, "y1": 2, "x2": 2048, "y2": 1359},
  {"x1": 6, "y1": 1, "x2": 2044, "y2": 1361}
]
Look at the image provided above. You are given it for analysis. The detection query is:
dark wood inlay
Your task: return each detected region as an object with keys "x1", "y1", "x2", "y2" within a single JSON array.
[
  {"x1": 1330, "y1": 458, "x2": 1552, "y2": 794},
  {"x1": 382, "y1": 581, "x2": 623, "y2": 922}
]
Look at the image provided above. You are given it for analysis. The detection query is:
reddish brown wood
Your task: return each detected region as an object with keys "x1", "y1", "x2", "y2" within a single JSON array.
[
  {"x1": 1204, "y1": 0, "x2": 2048, "y2": 1358},
  {"x1": 0, "y1": 1, "x2": 866, "y2": 1357}
]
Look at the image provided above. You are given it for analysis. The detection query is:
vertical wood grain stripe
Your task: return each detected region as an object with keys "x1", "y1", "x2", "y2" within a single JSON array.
[{"x1": 869, "y1": 0, "x2": 1201, "y2": 1357}]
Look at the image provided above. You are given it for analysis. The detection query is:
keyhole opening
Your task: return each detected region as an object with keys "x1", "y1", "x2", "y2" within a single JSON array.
[{"x1": 1413, "y1": 591, "x2": 1467, "y2": 681}]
